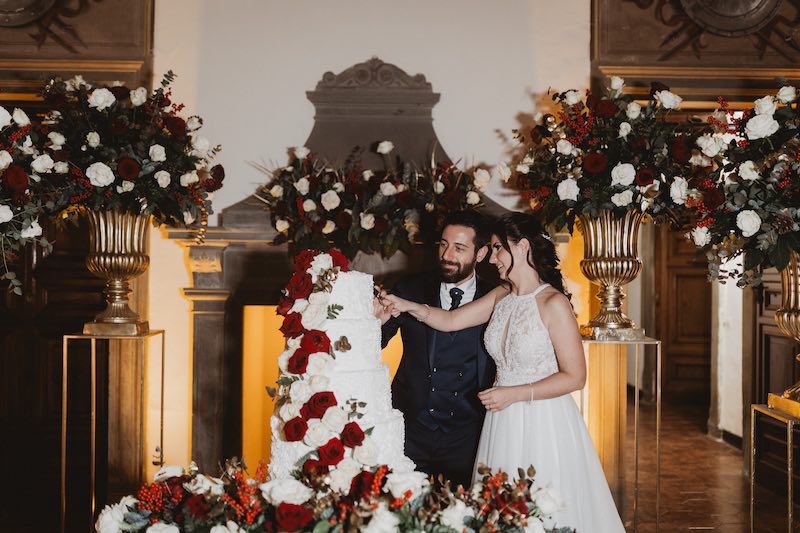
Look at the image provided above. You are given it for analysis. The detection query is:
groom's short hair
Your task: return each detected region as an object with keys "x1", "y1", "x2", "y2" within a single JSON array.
[{"x1": 441, "y1": 210, "x2": 490, "y2": 251}]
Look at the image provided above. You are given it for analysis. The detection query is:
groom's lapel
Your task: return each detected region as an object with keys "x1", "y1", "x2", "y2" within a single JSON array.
[{"x1": 425, "y1": 277, "x2": 440, "y2": 370}]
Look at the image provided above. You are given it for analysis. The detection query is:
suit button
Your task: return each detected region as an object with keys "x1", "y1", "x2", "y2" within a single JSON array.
[
  {"x1": 450, "y1": 411, "x2": 454, "y2": 416},
  {"x1": 429, "y1": 408, "x2": 434, "y2": 412},
  {"x1": 431, "y1": 387, "x2": 436, "y2": 392},
  {"x1": 433, "y1": 367, "x2": 437, "y2": 373},
  {"x1": 453, "y1": 391, "x2": 458, "y2": 396},
  {"x1": 458, "y1": 372, "x2": 463, "y2": 379},
  {"x1": 427, "y1": 374, "x2": 432, "y2": 379}
]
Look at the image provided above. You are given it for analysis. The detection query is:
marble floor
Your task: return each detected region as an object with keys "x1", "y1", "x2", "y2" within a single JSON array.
[{"x1": 620, "y1": 398, "x2": 793, "y2": 533}]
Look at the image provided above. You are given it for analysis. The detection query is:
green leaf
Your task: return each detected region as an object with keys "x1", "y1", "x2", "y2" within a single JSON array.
[
  {"x1": 312, "y1": 520, "x2": 333, "y2": 533},
  {"x1": 744, "y1": 250, "x2": 765, "y2": 272},
  {"x1": 770, "y1": 241, "x2": 791, "y2": 272},
  {"x1": 327, "y1": 304, "x2": 343, "y2": 319}
]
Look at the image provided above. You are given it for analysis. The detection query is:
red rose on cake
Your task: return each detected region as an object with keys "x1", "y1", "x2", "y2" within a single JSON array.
[
  {"x1": 300, "y1": 330, "x2": 331, "y2": 354},
  {"x1": 300, "y1": 391, "x2": 337, "y2": 419},
  {"x1": 341, "y1": 421, "x2": 365, "y2": 448},
  {"x1": 283, "y1": 416, "x2": 308, "y2": 442},
  {"x1": 317, "y1": 437, "x2": 345, "y2": 466}
]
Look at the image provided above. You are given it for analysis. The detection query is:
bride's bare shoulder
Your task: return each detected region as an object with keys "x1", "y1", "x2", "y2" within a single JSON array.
[
  {"x1": 491, "y1": 284, "x2": 511, "y2": 304},
  {"x1": 539, "y1": 288, "x2": 574, "y2": 316}
]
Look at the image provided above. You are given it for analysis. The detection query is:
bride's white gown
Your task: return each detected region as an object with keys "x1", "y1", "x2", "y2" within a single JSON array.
[{"x1": 474, "y1": 284, "x2": 625, "y2": 533}]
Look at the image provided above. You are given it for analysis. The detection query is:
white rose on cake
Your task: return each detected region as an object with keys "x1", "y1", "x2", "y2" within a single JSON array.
[
  {"x1": 289, "y1": 380, "x2": 312, "y2": 404},
  {"x1": 353, "y1": 439, "x2": 378, "y2": 466},
  {"x1": 321, "y1": 406, "x2": 348, "y2": 433},
  {"x1": 301, "y1": 292, "x2": 329, "y2": 330},
  {"x1": 259, "y1": 478, "x2": 313, "y2": 506},
  {"x1": 384, "y1": 470, "x2": 429, "y2": 500},
  {"x1": 279, "y1": 401, "x2": 301, "y2": 422},
  {"x1": 306, "y1": 352, "x2": 334, "y2": 376},
  {"x1": 736, "y1": 210, "x2": 762, "y2": 237},
  {"x1": 308, "y1": 375, "x2": 330, "y2": 392},
  {"x1": 308, "y1": 253, "x2": 333, "y2": 282},
  {"x1": 303, "y1": 419, "x2": 335, "y2": 448},
  {"x1": 328, "y1": 458, "x2": 362, "y2": 493}
]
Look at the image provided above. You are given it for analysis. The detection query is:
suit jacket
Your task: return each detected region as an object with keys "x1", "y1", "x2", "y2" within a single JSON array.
[{"x1": 381, "y1": 271, "x2": 497, "y2": 424}]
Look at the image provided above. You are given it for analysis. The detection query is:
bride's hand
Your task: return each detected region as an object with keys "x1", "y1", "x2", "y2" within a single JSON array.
[
  {"x1": 478, "y1": 386, "x2": 519, "y2": 412},
  {"x1": 382, "y1": 294, "x2": 415, "y2": 314}
]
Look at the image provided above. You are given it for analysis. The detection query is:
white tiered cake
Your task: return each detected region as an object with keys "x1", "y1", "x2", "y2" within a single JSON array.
[{"x1": 269, "y1": 270, "x2": 414, "y2": 478}]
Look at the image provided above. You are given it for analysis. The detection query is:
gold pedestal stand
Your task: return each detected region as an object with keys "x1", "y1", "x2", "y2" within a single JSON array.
[
  {"x1": 60, "y1": 330, "x2": 165, "y2": 533},
  {"x1": 581, "y1": 336, "x2": 662, "y2": 533},
  {"x1": 750, "y1": 404, "x2": 798, "y2": 533}
]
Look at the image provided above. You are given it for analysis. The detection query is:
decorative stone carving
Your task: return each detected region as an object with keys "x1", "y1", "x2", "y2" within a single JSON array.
[{"x1": 316, "y1": 57, "x2": 433, "y2": 90}]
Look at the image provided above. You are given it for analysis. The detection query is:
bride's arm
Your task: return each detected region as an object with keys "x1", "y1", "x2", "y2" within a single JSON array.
[
  {"x1": 383, "y1": 285, "x2": 508, "y2": 332},
  {"x1": 478, "y1": 291, "x2": 586, "y2": 411}
]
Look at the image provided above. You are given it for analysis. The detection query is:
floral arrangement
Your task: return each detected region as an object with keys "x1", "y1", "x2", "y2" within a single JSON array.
[
  {"x1": 40, "y1": 72, "x2": 224, "y2": 226},
  {"x1": 257, "y1": 142, "x2": 488, "y2": 259},
  {"x1": 684, "y1": 87, "x2": 800, "y2": 285},
  {"x1": 514, "y1": 77, "x2": 693, "y2": 232},
  {"x1": 0, "y1": 105, "x2": 53, "y2": 293}
]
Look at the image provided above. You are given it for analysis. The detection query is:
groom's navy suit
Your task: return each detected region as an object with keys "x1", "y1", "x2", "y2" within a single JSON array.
[{"x1": 381, "y1": 271, "x2": 496, "y2": 487}]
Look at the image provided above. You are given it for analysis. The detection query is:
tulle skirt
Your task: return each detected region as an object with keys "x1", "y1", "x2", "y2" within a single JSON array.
[{"x1": 473, "y1": 394, "x2": 625, "y2": 533}]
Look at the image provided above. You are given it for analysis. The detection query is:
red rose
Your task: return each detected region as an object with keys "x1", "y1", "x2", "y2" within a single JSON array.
[
  {"x1": 280, "y1": 312, "x2": 305, "y2": 338},
  {"x1": 276, "y1": 295, "x2": 294, "y2": 316},
  {"x1": 335, "y1": 210, "x2": 352, "y2": 230},
  {"x1": 109, "y1": 86, "x2": 130, "y2": 101},
  {"x1": 117, "y1": 157, "x2": 141, "y2": 181},
  {"x1": 328, "y1": 248, "x2": 349, "y2": 271},
  {"x1": 2, "y1": 164, "x2": 29, "y2": 194},
  {"x1": 274, "y1": 502, "x2": 314, "y2": 533},
  {"x1": 669, "y1": 135, "x2": 691, "y2": 163},
  {"x1": 185, "y1": 494, "x2": 209, "y2": 519},
  {"x1": 302, "y1": 458, "x2": 329, "y2": 477},
  {"x1": 287, "y1": 349, "x2": 310, "y2": 374},
  {"x1": 300, "y1": 330, "x2": 330, "y2": 354},
  {"x1": 283, "y1": 416, "x2": 308, "y2": 442},
  {"x1": 340, "y1": 421, "x2": 365, "y2": 448},
  {"x1": 300, "y1": 391, "x2": 337, "y2": 419},
  {"x1": 349, "y1": 470, "x2": 376, "y2": 500},
  {"x1": 164, "y1": 116, "x2": 187, "y2": 138},
  {"x1": 286, "y1": 272, "x2": 312, "y2": 300},
  {"x1": 635, "y1": 167, "x2": 656, "y2": 186},
  {"x1": 704, "y1": 187, "x2": 725, "y2": 210},
  {"x1": 317, "y1": 437, "x2": 345, "y2": 466},
  {"x1": 582, "y1": 153, "x2": 607, "y2": 174},
  {"x1": 594, "y1": 99, "x2": 619, "y2": 119},
  {"x1": 293, "y1": 249, "x2": 317, "y2": 273}
]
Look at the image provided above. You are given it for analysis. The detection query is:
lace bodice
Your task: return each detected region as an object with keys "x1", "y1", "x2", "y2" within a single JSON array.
[{"x1": 484, "y1": 284, "x2": 559, "y2": 386}]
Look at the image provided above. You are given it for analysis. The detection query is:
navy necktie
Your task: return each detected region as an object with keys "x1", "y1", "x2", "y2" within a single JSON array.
[{"x1": 449, "y1": 287, "x2": 464, "y2": 310}]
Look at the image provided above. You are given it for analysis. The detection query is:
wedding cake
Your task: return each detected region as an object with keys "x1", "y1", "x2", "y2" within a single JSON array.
[{"x1": 269, "y1": 265, "x2": 414, "y2": 479}]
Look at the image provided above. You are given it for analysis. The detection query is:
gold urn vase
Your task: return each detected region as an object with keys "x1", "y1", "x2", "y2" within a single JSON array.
[
  {"x1": 578, "y1": 210, "x2": 645, "y2": 339},
  {"x1": 768, "y1": 250, "x2": 800, "y2": 416},
  {"x1": 83, "y1": 209, "x2": 150, "y2": 336}
]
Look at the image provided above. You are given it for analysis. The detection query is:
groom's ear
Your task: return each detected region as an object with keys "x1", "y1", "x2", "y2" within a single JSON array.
[{"x1": 475, "y1": 244, "x2": 488, "y2": 263}]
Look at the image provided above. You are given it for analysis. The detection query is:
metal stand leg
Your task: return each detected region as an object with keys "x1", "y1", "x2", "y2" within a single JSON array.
[
  {"x1": 656, "y1": 342, "x2": 661, "y2": 533},
  {"x1": 634, "y1": 344, "x2": 640, "y2": 531},
  {"x1": 750, "y1": 408, "x2": 756, "y2": 533},
  {"x1": 60, "y1": 338, "x2": 68, "y2": 533},
  {"x1": 789, "y1": 420, "x2": 794, "y2": 533}
]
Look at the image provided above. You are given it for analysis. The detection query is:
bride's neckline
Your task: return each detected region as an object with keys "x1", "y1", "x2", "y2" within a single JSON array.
[{"x1": 508, "y1": 283, "x2": 550, "y2": 297}]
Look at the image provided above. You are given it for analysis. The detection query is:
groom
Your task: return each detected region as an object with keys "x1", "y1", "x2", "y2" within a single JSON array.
[{"x1": 379, "y1": 210, "x2": 496, "y2": 488}]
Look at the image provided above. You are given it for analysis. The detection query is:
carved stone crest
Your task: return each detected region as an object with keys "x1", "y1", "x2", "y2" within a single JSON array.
[
  {"x1": 679, "y1": 0, "x2": 783, "y2": 37},
  {"x1": 315, "y1": 56, "x2": 432, "y2": 90}
]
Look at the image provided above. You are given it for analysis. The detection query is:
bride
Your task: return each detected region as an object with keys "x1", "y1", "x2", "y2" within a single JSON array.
[{"x1": 382, "y1": 212, "x2": 625, "y2": 533}]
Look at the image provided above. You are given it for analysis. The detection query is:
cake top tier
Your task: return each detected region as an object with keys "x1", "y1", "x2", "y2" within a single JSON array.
[{"x1": 328, "y1": 270, "x2": 375, "y2": 320}]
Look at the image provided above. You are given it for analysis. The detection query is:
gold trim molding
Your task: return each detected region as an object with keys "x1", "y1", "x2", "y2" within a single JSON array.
[
  {"x1": 598, "y1": 65, "x2": 800, "y2": 81},
  {"x1": 0, "y1": 59, "x2": 145, "y2": 72}
]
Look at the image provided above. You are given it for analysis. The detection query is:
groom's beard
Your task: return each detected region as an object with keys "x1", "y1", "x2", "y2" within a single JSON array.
[{"x1": 439, "y1": 258, "x2": 476, "y2": 284}]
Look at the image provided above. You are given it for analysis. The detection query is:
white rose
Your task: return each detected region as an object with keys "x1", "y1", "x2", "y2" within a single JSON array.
[
  {"x1": 180, "y1": 171, "x2": 199, "y2": 187},
  {"x1": 88, "y1": 88, "x2": 116, "y2": 111},
  {"x1": 739, "y1": 160, "x2": 760, "y2": 181},
  {"x1": 308, "y1": 374, "x2": 330, "y2": 392},
  {"x1": 64, "y1": 74, "x2": 86, "y2": 91},
  {"x1": 307, "y1": 253, "x2": 333, "y2": 280},
  {"x1": 259, "y1": 478, "x2": 313, "y2": 506},
  {"x1": 306, "y1": 352, "x2": 334, "y2": 377},
  {"x1": 563, "y1": 90, "x2": 581, "y2": 106},
  {"x1": 362, "y1": 170, "x2": 374, "y2": 181},
  {"x1": 556, "y1": 177, "x2": 580, "y2": 202},
  {"x1": 610, "y1": 162, "x2": 636, "y2": 186},
  {"x1": 147, "y1": 523, "x2": 179, "y2": 533},
  {"x1": 473, "y1": 168, "x2": 491, "y2": 189},
  {"x1": 618, "y1": 122, "x2": 632, "y2": 139},
  {"x1": 289, "y1": 379, "x2": 312, "y2": 404},
  {"x1": 304, "y1": 419, "x2": 334, "y2": 448},
  {"x1": 85, "y1": 162, "x2": 115, "y2": 187},
  {"x1": 361, "y1": 504, "x2": 400, "y2": 533},
  {"x1": 433, "y1": 181, "x2": 445, "y2": 194},
  {"x1": 695, "y1": 134, "x2": 726, "y2": 158},
  {"x1": 48, "y1": 131, "x2": 65, "y2": 147},
  {"x1": 515, "y1": 164, "x2": 530, "y2": 174},
  {"x1": 192, "y1": 135, "x2": 210, "y2": 156},
  {"x1": 745, "y1": 114, "x2": 780, "y2": 140},
  {"x1": 360, "y1": 212, "x2": 375, "y2": 230},
  {"x1": 95, "y1": 496, "x2": 137, "y2": 533},
  {"x1": 0, "y1": 106, "x2": 10, "y2": 129},
  {"x1": 187, "y1": 116, "x2": 202, "y2": 131},
  {"x1": 532, "y1": 486, "x2": 563, "y2": 516},
  {"x1": 184, "y1": 474, "x2": 224, "y2": 496},
  {"x1": 556, "y1": 139, "x2": 574, "y2": 155},
  {"x1": 493, "y1": 161, "x2": 512, "y2": 183},
  {"x1": 654, "y1": 90, "x2": 682, "y2": 109},
  {"x1": 353, "y1": 440, "x2": 378, "y2": 466},
  {"x1": 116, "y1": 180, "x2": 135, "y2": 194},
  {"x1": 149, "y1": 144, "x2": 167, "y2": 162},
  {"x1": 0, "y1": 151, "x2": 11, "y2": 171},
  {"x1": 294, "y1": 177, "x2": 310, "y2": 195},
  {"x1": 440, "y1": 500, "x2": 475, "y2": 531},
  {"x1": 321, "y1": 406, "x2": 348, "y2": 433},
  {"x1": 86, "y1": 131, "x2": 100, "y2": 148},
  {"x1": 0, "y1": 205, "x2": 13, "y2": 223},
  {"x1": 736, "y1": 210, "x2": 762, "y2": 237},
  {"x1": 54, "y1": 161, "x2": 69, "y2": 174},
  {"x1": 332, "y1": 182, "x2": 345, "y2": 193},
  {"x1": 466, "y1": 190, "x2": 480, "y2": 205},
  {"x1": 376, "y1": 140, "x2": 394, "y2": 154},
  {"x1": 611, "y1": 189, "x2": 634, "y2": 207},
  {"x1": 379, "y1": 182, "x2": 398, "y2": 196},
  {"x1": 689, "y1": 226, "x2": 711, "y2": 247},
  {"x1": 294, "y1": 146, "x2": 310, "y2": 160},
  {"x1": 130, "y1": 87, "x2": 148, "y2": 106},
  {"x1": 328, "y1": 458, "x2": 362, "y2": 493},
  {"x1": 269, "y1": 184, "x2": 284, "y2": 198},
  {"x1": 302, "y1": 199, "x2": 316, "y2": 212},
  {"x1": 12, "y1": 108, "x2": 30, "y2": 126},
  {"x1": 322, "y1": 220, "x2": 336, "y2": 234},
  {"x1": 626, "y1": 101, "x2": 642, "y2": 120},
  {"x1": 383, "y1": 470, "x2": 429, "y2": 500},
  {"x1": 778, "y1": 86, "x2": 797, "y2": 104},
  {"x1": 301, "y1": 293, "x2": 329, "y2": 330},
  {"x1": 280, "y1": 401, "x2": 301, "y2": 421},
  {"x1": 276, "y1": 219, "x2": 290, "y2": 233},
  {"x1": 425, "y1": 202, "x2": 434, "y2": 212},
  {"x1": 524, "y1": 517, "x2": 547, "y2": 533},
  {"x1": 210, "y1": 522, "x2": 246, "y2": 533},
  {"x1": 670, "y1": 177, "x2": 688, "y2": 205},
  {"x1": 610, "y1": 76, "x2": 625, "y2": 92},
  {"x1": 753, "y1": 95, "x2": 777, "y2": 116},
  {"x1": 30, "y1": 154, "x2": 54, "y2": 173},
  {"x1": 155, "y1": 170, "x2": 171, "y2": 188},
  {"x1": 153, "y1": 465, "x2": 183, "y2": 482}
]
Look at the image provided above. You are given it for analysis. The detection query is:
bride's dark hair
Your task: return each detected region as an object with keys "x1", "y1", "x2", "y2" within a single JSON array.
[{"x1": 492, "y1": 212, "x2": 571, "y2": 300}]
